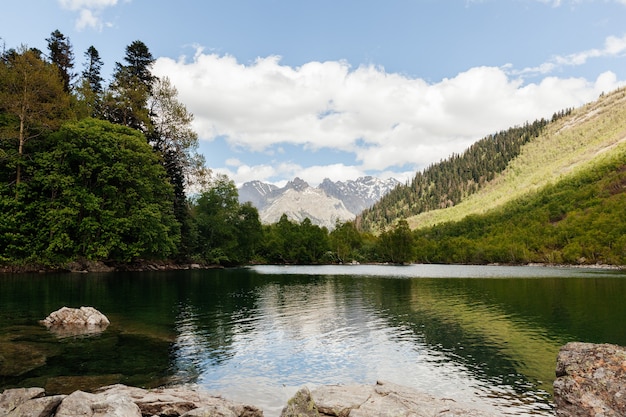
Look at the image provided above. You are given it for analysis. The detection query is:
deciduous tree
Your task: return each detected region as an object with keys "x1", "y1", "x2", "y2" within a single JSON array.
[
  {"x1": 0, "y1": 46, "x2": 70, "y2": 198},
  {"x1": 28, "y1": 118, "x2": 180, "y2": 262}
]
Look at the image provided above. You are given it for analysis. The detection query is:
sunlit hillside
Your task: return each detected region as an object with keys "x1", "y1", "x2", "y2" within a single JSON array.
[{"x1": 406, "y1": 87, "x2": 626, "y2": 230}]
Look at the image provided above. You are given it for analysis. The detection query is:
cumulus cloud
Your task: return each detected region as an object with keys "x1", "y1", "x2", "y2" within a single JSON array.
[
  {"x1": 57, "y1": 0, "x2": 119, "y2": 31},
  {"x1": 152, "y1": 43, "x2": 624, "y2": 186}
]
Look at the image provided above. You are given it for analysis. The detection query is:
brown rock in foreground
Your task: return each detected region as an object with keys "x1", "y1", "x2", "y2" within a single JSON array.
[
  {"x1": 281, "y1": 380, "x2": 498, "y2": 417},
  {"x1": 553, "y1": 342, "x2": 626, "y2": 417}
]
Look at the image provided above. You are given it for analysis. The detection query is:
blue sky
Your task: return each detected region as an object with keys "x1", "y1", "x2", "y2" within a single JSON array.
[{"x1": 2, "y1": 1, "x2": 626, "y2": 186}]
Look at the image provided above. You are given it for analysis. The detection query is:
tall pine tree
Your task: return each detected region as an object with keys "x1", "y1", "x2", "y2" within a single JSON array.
[
  {"x1": 104, "y1": 40, "x2": 155, "y2": 132},
  {"x1": 75, "y1": 45, "x2": 105, "y2": 118},
  {"x1": 46, "y1": 29, "x2": 74, "y2": 92}
]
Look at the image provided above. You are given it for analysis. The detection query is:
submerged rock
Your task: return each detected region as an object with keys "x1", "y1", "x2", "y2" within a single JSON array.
[
  {"x1": 0, "y1": 340, "x2": 48, "y2": 376},
  {"x1": 554, "y1": 342, "x2": 626, "y2": 416},
  {"x1": 281, "y1": 380, "x2": 497, "y2": 417}
]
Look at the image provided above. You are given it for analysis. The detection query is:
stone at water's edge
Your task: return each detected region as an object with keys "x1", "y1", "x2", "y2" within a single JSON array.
[
  {"x1": 0, "y1": 387, "x2": 45, "y2": 415},
  {"x1": 6, "y1": 341, "x2": 626, "y2": 416},
  {"x1": 553, "y1": 342, "x2": 626, "y2": 417},
  {"x1": 0, "y1": 384, "x2": 263, "y2": 417},
  {"x1": 281, "y1": 380, "x2": 498, "y2": 417}
]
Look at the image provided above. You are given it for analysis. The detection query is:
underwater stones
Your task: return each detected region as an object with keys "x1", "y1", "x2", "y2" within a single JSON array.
[
  {"x1": 43, "y1": 374, "x2": 124, "y2": 395},
  {"x1": 0, "y1": 341, "x2": 48, "y2": 377}
]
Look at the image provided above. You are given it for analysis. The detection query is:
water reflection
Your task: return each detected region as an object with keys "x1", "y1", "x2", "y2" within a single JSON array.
[
  {"x1": 168, "y1": 269, "x2": 582, "y2": 416},
  {"x1": 2, "y1": 265, "x2": 625, "y2": 417}
]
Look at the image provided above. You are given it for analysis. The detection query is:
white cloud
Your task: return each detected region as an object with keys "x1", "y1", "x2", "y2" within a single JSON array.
[
  {"x1": 153, "y1": 45, "x2": 625, "y2": 186},
  {"x1": 57, "y1": 0, "x2": 119, "y2": 31},
  {"x1": 517, "y1": 34, "x2": 626, "y2": 76},
  {"x1": 75, "y1": 9, "x2": 99, "y2": 31}
]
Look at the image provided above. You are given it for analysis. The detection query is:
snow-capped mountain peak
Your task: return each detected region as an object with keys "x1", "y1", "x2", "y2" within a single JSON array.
[{"x1": 238, "y1": 176, "x2": 399, "y2": 229}]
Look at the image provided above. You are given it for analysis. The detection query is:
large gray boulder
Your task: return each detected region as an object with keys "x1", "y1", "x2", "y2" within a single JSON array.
[
  {"x1": 0, "y1": 385, "x2": 263, "y2": 417},
  {"x1": 281, "y1": 380, "x2": 497, "y2": 417},
  {"x1": 0, "y1": 387, "x2": 46, "y2": 415},
  {"x1": 95, "y1": 384, "x2": 263, "y2": 416},
  {"x1": 54, "y1": 390, "x2": 141, "y2": 417},
  {"x1": 8, "y1": 394, "x2": 66, "y2": 417},
  {"x1": 554, "y1": 342, "x2": 626, "y2": 417}
]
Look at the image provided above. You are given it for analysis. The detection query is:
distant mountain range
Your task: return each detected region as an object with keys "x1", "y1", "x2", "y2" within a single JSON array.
[{"x1": 238, "y1": 176, "x2": 400, "y2": 229}]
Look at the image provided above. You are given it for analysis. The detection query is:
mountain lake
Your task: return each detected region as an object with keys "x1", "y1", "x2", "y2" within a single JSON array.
[{"x1": 1, "y1": 264, "x2": 625, "y2": 416}]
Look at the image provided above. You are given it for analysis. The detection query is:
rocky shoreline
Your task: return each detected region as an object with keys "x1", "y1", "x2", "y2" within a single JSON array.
[
  {"x1": 0, "y1": 381, "x2": 501, "y2": 417},
  {"x1": 0, "y1": 259, "x2": 221, "y2": 274},
  {"x1": 1, "y1": 259, "x2": 624, "y2": 274},
  {"x1": 2, "y1": 341, "x2": 625, "y2": 416}
]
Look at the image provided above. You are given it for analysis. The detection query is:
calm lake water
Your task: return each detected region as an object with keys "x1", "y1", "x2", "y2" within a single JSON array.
[{"x1": 1, "y1": 264, "x2": 625, "y2": 416}]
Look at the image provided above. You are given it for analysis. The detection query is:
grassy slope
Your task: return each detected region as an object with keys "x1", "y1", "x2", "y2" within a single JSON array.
[{"x1": 407, "y1": 87, "x2": 626, "y2": 230}]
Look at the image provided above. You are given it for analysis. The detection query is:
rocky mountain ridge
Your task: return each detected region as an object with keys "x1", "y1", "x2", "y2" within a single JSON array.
[{"x1": 238, "y1": 176, "x2": 400, "y2": 229}]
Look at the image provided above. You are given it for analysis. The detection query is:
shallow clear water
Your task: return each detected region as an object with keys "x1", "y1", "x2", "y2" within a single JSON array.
[{"x1": 1, "y1": 264, "x2": 625, "y2": 416}]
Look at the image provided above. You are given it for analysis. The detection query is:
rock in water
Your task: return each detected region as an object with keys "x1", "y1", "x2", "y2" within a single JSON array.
[
  {"x1": 554, "y1": 342, "x2": 626, "y2": 417},
  {"x1": 41, "y1": 306, "x2": 110, "y2": 337},
  {"x1": 42, "y1": 306, "x2": 110, "y2": 326}
]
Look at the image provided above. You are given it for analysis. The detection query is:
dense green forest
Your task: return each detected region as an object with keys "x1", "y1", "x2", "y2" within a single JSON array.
[
  {"x1": 412, "y1": 147, "x2": 626, "y2": 265},
  {"x1": 1, "y1": 31, "x2": 624, "y2": 269}
]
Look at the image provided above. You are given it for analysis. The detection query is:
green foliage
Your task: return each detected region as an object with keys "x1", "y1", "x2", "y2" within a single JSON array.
[
  {"x1": 413, "y1": 150, "x2": 626, "y2": 265},
  {"x1": 192, "y1": 175, "x2": 263, "y2": 265},
  {"x1": 46, "y1": 29, "x2": 75, "y2": 92},
  {"x1": 329, "y1": 221, "x2": 363, "y2": 263},
  {"x1": 74, "y1": 46, "x2": 104, "y2": 119},
  {"x1": 0, "y1": 118, "x2": 180, "y2": 264},
  {"x1": 0, "y1": 46, "x2": 71, "y2": 196},
  {"x1": 261, "y1": 215, "x2": 330, "y2": 264},
  {"x1": 103, "y1": 40, "x2": 155, "y2": 132},
  {"x1": 376, "y1": 219, "x2": 415, "y2": 264}
]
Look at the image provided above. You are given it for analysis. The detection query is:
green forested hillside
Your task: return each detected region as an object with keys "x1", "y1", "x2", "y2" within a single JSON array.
[
  {"x1": 359, "y1": 88, "x2": 626, "y2": 234},
  {"x1": 413, "y1": 144, "x2": 626, "y2": 265},
  {"x1": 363, "y1": 87, "x2": 626, "y2": 265},
  {"x1": 407, "y1": 87, "x2": 626, "y2": 230},
  {"x1": 357, "y1": 111, "x2": 570, "y2": 231}
]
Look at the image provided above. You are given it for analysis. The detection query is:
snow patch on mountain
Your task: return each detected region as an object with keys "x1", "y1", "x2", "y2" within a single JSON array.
[{"x1": 238, "y1": 176, "x2": 400, "y2": 229}]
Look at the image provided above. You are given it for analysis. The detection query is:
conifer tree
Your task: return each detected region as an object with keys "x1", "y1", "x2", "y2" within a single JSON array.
[
  {"x1": 104, "y1": 40, "x2": 155, "y2": 132},
  {"x1": 75, "y1": 46, "x2": 105, "y2": 118},
  {"x1": 82, "y1": 46, "x2": 104, "y2": 94},
  {"x1": 46, "y1": 29, "x2": 74, "y2": 92}
]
